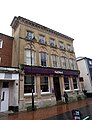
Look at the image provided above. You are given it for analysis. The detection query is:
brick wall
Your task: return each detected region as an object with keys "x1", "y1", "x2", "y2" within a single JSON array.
[{"x1": 0, "y1": 33, "x2": 13, "y2": 66}]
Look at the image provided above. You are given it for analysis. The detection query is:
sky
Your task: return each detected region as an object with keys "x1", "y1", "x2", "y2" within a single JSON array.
[{"x1": 0, "y1": 0, "x2": 92, "y2": 58}]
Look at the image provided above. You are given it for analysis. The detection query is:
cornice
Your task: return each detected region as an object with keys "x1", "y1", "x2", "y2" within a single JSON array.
[{"x1": 11, "y1": 16, "x2": 74, "y2": 41}]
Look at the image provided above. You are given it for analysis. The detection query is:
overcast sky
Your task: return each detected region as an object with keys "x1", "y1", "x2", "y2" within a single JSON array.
[{"x1": 1, "y1": 0, "x2": 92, "y2": 58}]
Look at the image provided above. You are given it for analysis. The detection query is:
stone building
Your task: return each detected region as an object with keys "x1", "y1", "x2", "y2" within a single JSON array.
[{"x1": 11, "y1": 16, "x2": 80, "y2": 110}]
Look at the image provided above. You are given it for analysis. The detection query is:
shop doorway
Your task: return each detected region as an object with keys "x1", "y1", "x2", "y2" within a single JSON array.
[
  {"x1": 1, "y1": 82, "x2": 9, "y2": 112},
  {"x1": 53, "y1": 77, "x2": 61, "y2": 101}
]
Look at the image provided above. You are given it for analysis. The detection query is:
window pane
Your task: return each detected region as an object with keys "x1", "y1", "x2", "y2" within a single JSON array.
[
  {"x1": 40, "y1": 77, "x2": 49, "y2": 92},
  {"x1": 73, "y1": 77, "x2": 78, "y2": 89},
  {"x1": 24, "y1": 76, "x2": 35, "y2": 93},
  {"x1": 26, "y1": 31, "x2": 33, "y2": 40},
  {"x1": 40, "y1": 52, "x2": 46, "y2": 66},
  {"x1": 52, "y1": 55, "x2": 58, "y2": 67},
  {"x1": 64, "y1": 77, "x2": 69, "y2": 90},
  {"x1": 25, "y1": 49, "x2": 35, "y2": 65}
]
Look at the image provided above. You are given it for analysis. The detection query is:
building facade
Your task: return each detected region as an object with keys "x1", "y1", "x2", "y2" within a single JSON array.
[
  {"x1": 11, "y1": 16, "x2": 80, "y2": 110},
  {"x1": 0, "y1": 33, "x2": 19, "y2": 112},
  {"x1": 77, "y1": 57, "x2": 92, "y2": 92}
]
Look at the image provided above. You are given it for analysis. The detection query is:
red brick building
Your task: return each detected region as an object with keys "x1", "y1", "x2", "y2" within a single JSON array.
[{"x1": 0, "y1": 33, "x2": 13, "y2": 66}]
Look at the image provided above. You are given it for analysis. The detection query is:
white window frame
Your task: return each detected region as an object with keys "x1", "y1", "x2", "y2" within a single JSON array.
[
  {"x1": 0, "y1": 39, "x2": 3, "y2": 48},
  {"x1": 40, "y1": 76, "x2": 50, "y2": 94},
  {"x1": 64, "y1": 76, "x2": 71, "y2": 91},
  {"x1": 24, "y1": 75, "x2": 36, "y2": 96},
  {"x1": 25, "y1": 49, "x2": 35, "y2": 66},
  {"x1": 39, "y1": 52, "x2": 48, "y2": 67},
  {"x1": 70, "y1": 58, "x2": 75, "y2": 70},
  {"x1": 73, "y1": 77, "x2": 79, "y2": 90},
  {"x1": 61, "y1": 56, "x2": 67, "y2": 69},
  {"x1": 51, "y1": 55, "x2": 58, "y2": 68}
]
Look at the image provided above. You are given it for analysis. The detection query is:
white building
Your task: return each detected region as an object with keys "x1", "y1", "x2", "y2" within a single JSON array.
[{"x1": 77, "y1": 57, "x2": 92, "y2": 92}]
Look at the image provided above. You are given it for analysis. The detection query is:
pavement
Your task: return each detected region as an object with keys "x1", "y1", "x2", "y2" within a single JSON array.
[{"x1": 0, "y1": 98, "x2": 92, "y2": 120}]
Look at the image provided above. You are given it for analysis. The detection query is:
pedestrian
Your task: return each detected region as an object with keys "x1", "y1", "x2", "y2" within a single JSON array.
[{"x1": 63, "y1": 91, "x2": 68, "y2": 103}]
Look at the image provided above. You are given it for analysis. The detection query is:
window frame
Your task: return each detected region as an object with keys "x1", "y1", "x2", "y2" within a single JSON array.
[
  {"x1": 40, "y1": 76, "x2": 50, "y2": 94},
  {"x1": 24, "y1": 75, "x2": 36, "y2": 96},
  {"x1": 0, "y1": 39, "x2": 3, "y2": 48},
  {"x1": 70, "y1": 58, "x2": 75, "y2": 70},
  {"x1": 39, "y1": 35, "x2": 45, "y2": 44},
  {"x1": 50, "y1": 38, "x2": 55, "y2": 47},
  {"x1": 51, "y1": 54, "x2": 58, "y2": 68},
  {"x1": 39, "y1": 52, "x2": 48, "y2": 67},
  {"x1": 73, "y1": 77, "x2": 79, "y2": 90},
  {"x1": 25, "y1": 49, "x2": 35, "y2": 66},
  {"x1": 61, "y1": 56, "x2": 67, "y2": 69},
  {"x1": 64, "y1": 76, "x2": 71, "y2": 91},
  {"x1": 26, "y1": 31, "x2": 34, "y2": 40}
]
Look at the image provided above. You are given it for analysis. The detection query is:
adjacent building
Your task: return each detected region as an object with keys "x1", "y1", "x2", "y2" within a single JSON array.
[
  {"x1": 77, "y1": 57, "x2": 92, "y2": 92},
  {"x1": 10, "y1": 16, "x2": 81, "y2": 110},
  {"x1": 0, "y1": 33, "x2": 19, "y2": 112}
]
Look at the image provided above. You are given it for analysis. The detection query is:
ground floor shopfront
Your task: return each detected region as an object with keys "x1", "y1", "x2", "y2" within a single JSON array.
[
  {"x1": 0, "y1": 67, "x2": 19, "y2": 112},
  {"x1": 19, "y1": 66, "x2": 82, "y2": 110}
]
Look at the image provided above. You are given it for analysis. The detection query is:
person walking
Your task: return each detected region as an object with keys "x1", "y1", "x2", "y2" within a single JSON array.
[{"x1": 63, "y1": 91, "x2": 68, "y2": 103}]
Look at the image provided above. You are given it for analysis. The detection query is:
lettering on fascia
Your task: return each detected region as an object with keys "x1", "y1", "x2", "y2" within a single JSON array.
[{"x1": 54, "y1": 71, "x2": 63, "y2": 74}]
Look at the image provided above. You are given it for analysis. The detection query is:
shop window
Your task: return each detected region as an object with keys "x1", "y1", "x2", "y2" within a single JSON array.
[
  {"x1": 24, "y1": 75, "x2": 35, "y2": 95},
  {"x1": 64, "y1": 76, "x2": 70, "y2": 90},
  {"x1": 25, "y1": 49, "x2": 35, "y2": 66},
  {"x1": 40, "y1": 76, "x2": 50, "y2": 93},
  {"x1": 73, "y1": 77, "x2": 78, "y2": 89}
]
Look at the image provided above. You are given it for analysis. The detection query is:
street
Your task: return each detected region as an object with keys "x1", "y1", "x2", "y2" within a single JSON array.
[{"x1": 0, "y1": 98, "x2": 92, "y2": 120}]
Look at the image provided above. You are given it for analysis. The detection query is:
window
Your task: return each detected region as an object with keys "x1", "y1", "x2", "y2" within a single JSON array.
[
  {"x1": 40, "y1": 52, "x2": 47, "y2": 66},
  {"x1": 73, "y1": 77, "x2": 78, "y2": 89},
  {"x1": 52, "y1": 55, "x2": 58, "y2": 67},
  {"x1": 26, "y1": 31, "x2": 34, "y2": 40},
  {"x1": 24, "y1": 75, "x2": 35, "y2": 94},
  {"x1": 89, "y1": 60, "x2": 92, "y2": 65},
  {"x1": 64, "y1": 76, "x2": 70, "y2": 90},
  {"x1": 59, "y1": 41, "x2": 65, "y2": 49},
  {"x1": 40, "y1": 76, "x2": 50, "y2": 93},
  {"x1": 39, "y1": 35, "x2": 45, "y2": 44},
  {"x1": 61, "y1": 56, "x2": 67, "y2": 69},
  {"x1": 0, "y1": 39, "x2": 3, "y2": 48},
  {"x1": 67, "y1": 44, "x2": 72, "y2": 52},
  {"x1": 25, "y1": 49, "x2": 35, "y2": 66},
  {"x1": 50, "y1": 39, "x2": 55, "y2": 47},
  {"x1": 70, "y1": 58, "x2": 75, "y2": 70}
]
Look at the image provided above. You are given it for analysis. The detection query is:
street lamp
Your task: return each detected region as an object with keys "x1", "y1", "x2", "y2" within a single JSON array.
[{"x1": 30, "y1": 36, "x2": 35, "y2": 111}]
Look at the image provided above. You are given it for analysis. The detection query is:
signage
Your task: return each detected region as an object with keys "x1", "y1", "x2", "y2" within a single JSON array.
[{"x1": 24, "y1": 67, "x2": 80, "y2": 75}]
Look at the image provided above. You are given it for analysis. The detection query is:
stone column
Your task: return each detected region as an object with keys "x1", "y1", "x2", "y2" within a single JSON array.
[
  {"x1": 59, "y1": 76, "x2": 64, "y2": 96},
  {"x1": 70, "y1": 76, "x2": 74, "y2": 91},
  {"x1": 19, "y1": 73, "x2": 24, "y2": 110},
  {"x1": 49, "y1": 75, "x2": 54, "y2": 93},
  {"x1": 36, "y1": 74, "x2": 41, "y2": 98}
]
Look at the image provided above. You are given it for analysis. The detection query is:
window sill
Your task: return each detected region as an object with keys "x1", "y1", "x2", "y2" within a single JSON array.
[{"x1": 24, "y1": 93, "x2": 37, "y2": 97}]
